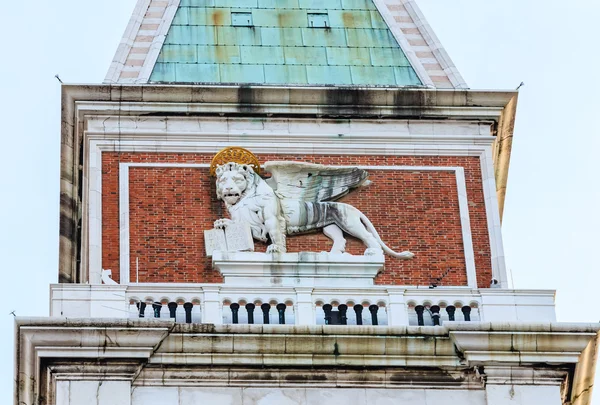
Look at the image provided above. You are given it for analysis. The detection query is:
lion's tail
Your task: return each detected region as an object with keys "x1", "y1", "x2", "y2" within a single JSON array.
[{"x1": 359, "y1": 213, "x2": 415, "y2": 259}]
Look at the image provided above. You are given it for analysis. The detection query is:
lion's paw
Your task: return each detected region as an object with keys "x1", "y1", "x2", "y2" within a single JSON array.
[{"x1": 266, "y1": 244, "x2": 285, "y2": 254}]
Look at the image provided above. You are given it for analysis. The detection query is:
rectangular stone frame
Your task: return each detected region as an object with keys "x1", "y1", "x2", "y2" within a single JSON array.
[
  {"x1": 116, "y1": 162, "x2": 477, "y2": 287},
  {"x1": 82, "y1": 116, "x2": 504, "y2": 288}
]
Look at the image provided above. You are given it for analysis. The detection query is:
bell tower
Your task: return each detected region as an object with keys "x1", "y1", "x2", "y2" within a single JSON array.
[{"x1": 14, "y1": 0, "x2": 599, "y2": 404}]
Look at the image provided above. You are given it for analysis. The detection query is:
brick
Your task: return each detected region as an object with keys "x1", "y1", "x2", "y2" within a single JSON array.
[
  {"x1": 125, "y1": 59, "x2": 144, "y2": 66},
  {"x1": 119, "y1": 71, "x2": 139, "y2": 79},
  {"x1": 140, "y1": 24, "x2": 160, "y2": 31},
  {"x1": 102, "y1": 153, "x2": 492, "y2": 287}
]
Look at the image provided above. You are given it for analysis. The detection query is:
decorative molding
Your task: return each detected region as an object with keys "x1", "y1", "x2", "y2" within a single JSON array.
[
  {"x1": 150, "y1": 324, "x2": 462, "y2": 367},
  {"x1": 448, "y1": 322, "x2": 599, "y2": 366},
  {"x1": 114, "y1": 161, "x2": 477, "y2": 288},
  {"x1": 16, "y1": 320, "x2": 598, "y2": 404},
  {"x1": 15, "y1": 318, "x2": 173, "y2": 405},
  {"x1": 87, "y1": 135, "x2": 506, "y2": 287},
  {"x1": 65, "y1": 85, "x2": 516, "y2": 113},
  {"x1": 119, "y1": 164, "x2": 131, "y2": 285},
  {"x1": 76, "y1": 100, "x2": 506, "y2": 121},
  {"x1": 86, "y1": 134, "x2": 503, "y2": 286},
  {"x1": 135, "y1": 366, "x2": 482, "y2": 388},
  {"x1": 482, "y1": 366, "x2": 568, "y2": 386}
]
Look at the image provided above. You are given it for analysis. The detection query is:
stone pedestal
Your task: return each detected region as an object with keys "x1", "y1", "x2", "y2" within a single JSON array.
[{"x1": 212, "y1": 251, "x2": 384, "y2": 287}]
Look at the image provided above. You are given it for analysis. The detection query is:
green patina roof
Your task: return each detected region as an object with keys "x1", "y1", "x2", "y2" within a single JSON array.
[{"x1": 150, "y1": 0, "x2": 422, "y2": 86}]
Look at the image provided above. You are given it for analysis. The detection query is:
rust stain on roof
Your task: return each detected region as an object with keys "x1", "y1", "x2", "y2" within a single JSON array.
[
  {"x1": 211, "y1": 10, "x2": 224, "y2": 26},
  {"x1": 342, "y1": 12, "x2": 356, "y2": 27}
]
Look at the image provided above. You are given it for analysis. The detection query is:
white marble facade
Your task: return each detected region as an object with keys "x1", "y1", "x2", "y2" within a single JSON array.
[
  {"x1": 56, "y1": 384, "x2": 565, "y2": 405},
  {"x1": 130, "y1": 387, "x2": 487, "y2": 405}
]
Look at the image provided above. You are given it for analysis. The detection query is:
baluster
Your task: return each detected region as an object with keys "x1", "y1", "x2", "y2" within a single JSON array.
[
  {"x1": 276, "y1": 303, "x2": 286, "y2": 324},
  {"x1": 323, "y1": 304, "x2": 333, "y2": 325},
  {"x1": 430, "y1": 305, "x2": 441, "y2": 326},
  {"x1": 183, "y1": 302, "x2": 193, "y2": 324},
  {"x1": 338, "y1": 304, "x2": 348, "y2": 325},
  {"x1": 446, "y1": 305, "x2": 456, "y2": 321},
  {"x1": 353, "y1": 304, "x2": 363, "y2": 325},
  {"x1": 136, "y1": 302, "x2": 146, "y2": 318},
  {"x1": 168, "y1": 302, "x2": 177, "y2": 319},
  {"x1": 461, "y1": 306, "x2": 471, "y2": 322},
  {"x1": 415, "y1": 305, "x2": 425, "y2": 326},
  {"x1": 230, "y1": 303, "x2": 240, "y2": 324},
  {"x1": 152, "y1": 303, "x2": 162, "y2": 318},
  {"x1": 246, "y1": 303, "x2": 255, "y2": 324},
  {"x1": 261, "y1": 303, "x2": 271, "y2": 324},
  {"x1": 369, "y1": 304, "x2": 379, "y2": 326}
]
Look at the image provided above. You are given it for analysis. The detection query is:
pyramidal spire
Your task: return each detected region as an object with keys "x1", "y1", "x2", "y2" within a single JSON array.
[{"x1": 105, "y1": 0, "x2": 466, "y2": 88}]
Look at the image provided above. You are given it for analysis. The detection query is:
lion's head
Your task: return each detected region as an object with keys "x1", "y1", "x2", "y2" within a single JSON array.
[{"x1": 215, "y1": 162, "x2": 258, "y2": 206}]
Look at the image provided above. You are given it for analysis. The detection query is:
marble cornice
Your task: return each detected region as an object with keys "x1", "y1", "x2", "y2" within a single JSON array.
[{"x1": 15, "y1": 319, "x2": 599, "y2": 404}]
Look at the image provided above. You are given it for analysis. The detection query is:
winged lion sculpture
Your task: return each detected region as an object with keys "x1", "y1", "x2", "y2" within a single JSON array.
[{"x1": 213, "y1": 159, "x2": 414, "y2": 259}]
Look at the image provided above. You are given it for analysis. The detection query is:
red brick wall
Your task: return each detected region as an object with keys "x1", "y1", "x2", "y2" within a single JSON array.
[{"x1": 102, "y1": 153, "x2": 491, "y2": 287}]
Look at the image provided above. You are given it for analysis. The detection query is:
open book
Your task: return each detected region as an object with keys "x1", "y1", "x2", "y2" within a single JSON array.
[{"x1": 204, "y1": 222, "x2": 255, "y2": 257}]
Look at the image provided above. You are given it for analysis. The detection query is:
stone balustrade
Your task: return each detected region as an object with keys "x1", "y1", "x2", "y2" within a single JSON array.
[
  {"x1": 315, "y1": 300, "x2": 388, "y2": 325},
  {"x1": 407, "y1": 300, "x2": 480, "y2": 326},
  {"x1": 50, "y1": 284, "x2": 557, "y2": 326},
  {"x1": 129, "y1": 299, "x2": 202, "y2": 324},
  {"x1": 222, "y1": 299, "x2": 296, "y2": 325}
]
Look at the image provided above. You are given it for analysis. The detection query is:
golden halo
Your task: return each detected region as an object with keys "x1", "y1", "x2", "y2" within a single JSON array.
[{"x1": 210, "y1": 147, "x2": 261, "y2": 176}]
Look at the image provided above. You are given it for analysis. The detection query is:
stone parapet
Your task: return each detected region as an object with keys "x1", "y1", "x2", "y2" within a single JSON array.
[{"x1": 49, "y1": 284, "x2": 557, "y2": 326}]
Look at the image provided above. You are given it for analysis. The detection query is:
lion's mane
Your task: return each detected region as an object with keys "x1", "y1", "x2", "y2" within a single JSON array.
[
  {"x1": 215, "y1": 162, "x2": 259, "y2": 202},
  {"x1": 215, "y1": 162, "x2": 279, "y2": 242}
]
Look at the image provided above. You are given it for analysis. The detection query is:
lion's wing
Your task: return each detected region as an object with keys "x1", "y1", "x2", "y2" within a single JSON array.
[{"x1": 263, "y1": 161, "x2": 368, "y2": 202}]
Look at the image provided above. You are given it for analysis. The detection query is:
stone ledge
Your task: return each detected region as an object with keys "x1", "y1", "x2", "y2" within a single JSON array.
[
  {"x1": 447, "y1": 322, "x2": 599, "y2": 366},
  {"x1": 212, "y1": 251, "x2": 384, "y2": 287},
  {"x1": 134, "y1": 366, "x2": 484, "y2": 389},
  {"x1": 15, "y1": 317, "x2": 174, "y2": 405}
]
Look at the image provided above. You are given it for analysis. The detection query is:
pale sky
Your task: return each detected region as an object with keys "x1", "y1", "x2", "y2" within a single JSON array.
[{"x1": 1, "y1": 1, "x2": 599, "y2": 403}]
